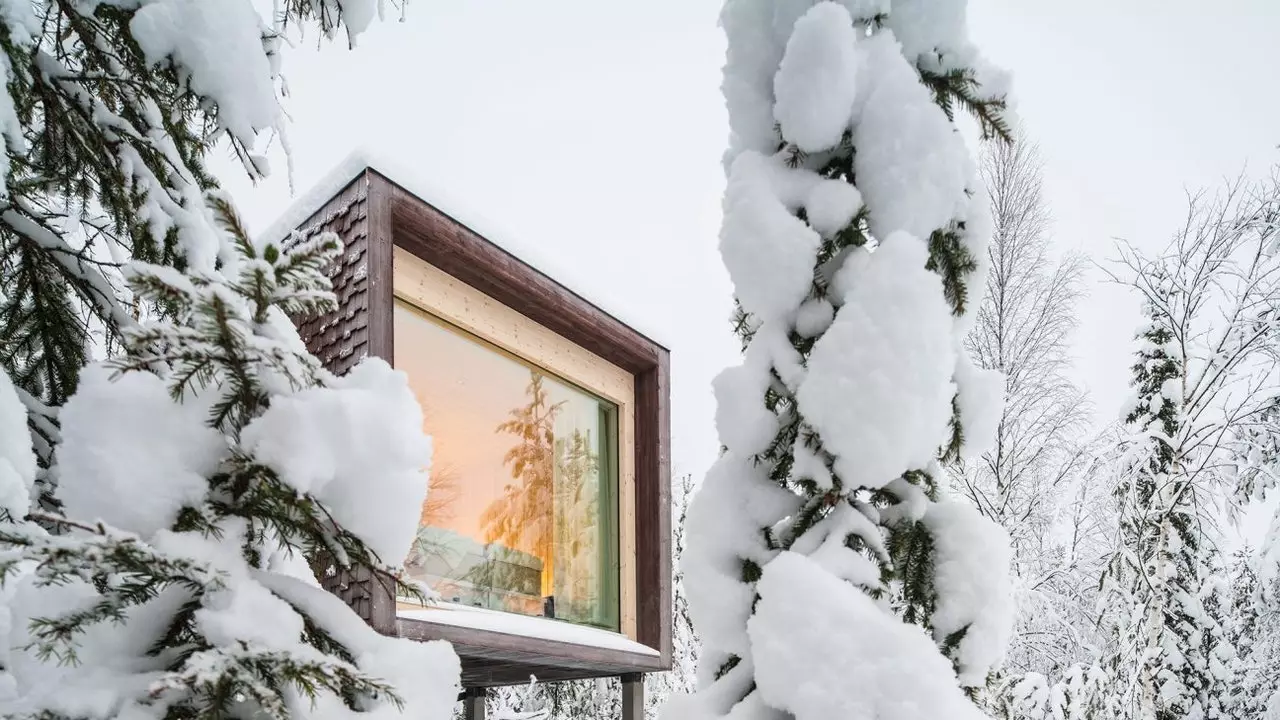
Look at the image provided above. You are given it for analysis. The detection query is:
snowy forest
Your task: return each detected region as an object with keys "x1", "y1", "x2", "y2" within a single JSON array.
[{"x1": 0, "y1": 1, "x2": 1278, "y2": 720}]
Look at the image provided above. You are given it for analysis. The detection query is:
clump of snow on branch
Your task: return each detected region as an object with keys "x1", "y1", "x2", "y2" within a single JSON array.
[
  {"x1": 882, "y1": 0, "x2": 967, "y2": 62},
  {"x1": 748, "y1": 552, "x2": 988, "y2": 720},
  {"x1": 803, "y1": 179, "x2": 862, "y2": 238},
  {"x1": 131, "y1": 0, "x2": 280, "y2": 146},
  {"x1": 0, "y1": 368, "x2": 35, "y2": 518},
  {"x1": 242, "y1": 358, "x2": 433, "y2": 565},
  {"x1": 952, "y1": 353, "x2": 1005, "y2": 458},
  {"x1": 720, "y1": 151, "x2": 820, "y2": 323},
  {"x1": 712, "y1": 348, "x2": 778, "y2": 457},
  {"x1": 797, "y1": 231, "x2": 957, "y2": 488},
  {"x1": 853, "y1": 32, "x2": 971, "y2": 242},
  {"x1": 682, "y1": 454, "x2": 798, "y2": 656},
  {"x1": 55, "y1": 365, "x2": 225, "y2": 539},
  {"x1": 772, "y1": 2, "x2": 860, "y2": 153},
  {"x1": 924, "y1": 499, "x2": 1014, "y2": 686}
]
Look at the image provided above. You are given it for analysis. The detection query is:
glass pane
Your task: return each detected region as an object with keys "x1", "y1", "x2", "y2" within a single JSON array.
[{"x1": 394, "y1": 299, "x2": 621, "y2": 632}]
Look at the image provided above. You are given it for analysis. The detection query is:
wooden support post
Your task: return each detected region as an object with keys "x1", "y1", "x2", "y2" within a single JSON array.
[
  {"x1": 463, "y1": 687, "x2": 487, "y2": 720},
  {"x1": 622, "y1": 674, "x2": 645, "y2": 720}
]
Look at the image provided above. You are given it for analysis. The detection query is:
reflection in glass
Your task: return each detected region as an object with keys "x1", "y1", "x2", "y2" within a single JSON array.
[{"x1": 394, "y1": 299, "x2": 620, "y2": 631}]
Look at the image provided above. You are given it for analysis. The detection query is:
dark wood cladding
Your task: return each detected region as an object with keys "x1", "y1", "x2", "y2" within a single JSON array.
[
  {"x1": 292, "y1": 167, "x2": 672, "y2": 688},
  {"x1": 289, "y1": 175, "x2": 372, "y2": 376},
  {"x1": 634, "y1": 349, "x2": 671, "y2": 659}
]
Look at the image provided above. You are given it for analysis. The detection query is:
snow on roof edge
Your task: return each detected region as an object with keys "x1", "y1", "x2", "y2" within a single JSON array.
[{"x1": 255, "y1": 148, "x2": 669, "y2": 350}]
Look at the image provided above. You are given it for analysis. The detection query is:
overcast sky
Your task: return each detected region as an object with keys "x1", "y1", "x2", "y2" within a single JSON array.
[{"x1": 217, "y1": 0, "x2": 1280, "y2": 541}]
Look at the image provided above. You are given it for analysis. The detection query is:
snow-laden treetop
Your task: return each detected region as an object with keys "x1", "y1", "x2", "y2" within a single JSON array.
[{"x1": 669, "y1": 2, "x2": 1016, "y2": 719}]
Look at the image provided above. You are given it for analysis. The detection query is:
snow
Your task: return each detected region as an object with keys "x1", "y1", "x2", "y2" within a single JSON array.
[
  {"x1": 0, "y1": 54, "x2": 24, "y2": 200},
  {"x1": 883, "y1": 0, "x2": 968, "y2": 62},
  {"x1": 54, "y1": 365, "x2": 226, "y2": 540},
  {"x1": 953, "y1": 352, "x2": 1005, "y2": 459},
  {"x1": 721, "y1": 151, "x2": 821, "y2": 324},
  {"x1": 254, "y1": 148, "x2": 670, "y2": 349},
  {"x1": 196, "y1": 574, "x2": 306, "y2": 650},
  {"x1": 131, "y1": 0, "x2": 281, "y2": 147},
  {"x1": 397, "y1": 602, "x2": 661, "y2": 658},
  {"x1": 1267, "y1": 689, "x2": 1280, "y2": 720},
  {"x1": 5, "y1": 574, "x2": 190, "y2": 719},
  {"x1": 0, "y1": 367, "x2": 35, "y2": 519},
  {"x1": 0, "y1": 0, "x2": 37, "y2": 46},
  {"x1": 804, "y1": 178, "x2": 863, "y2": 238},
  {"x1": 796, "y1": 232, "x2": 957, "y2": 489},
  {"x1": 853, "y1": 31, "x2": 971, "y2": 242},
  {"x1": 712, "y1": 346, "x2": 779, "y2": 457},
  {"x1": 255, "y1": 571, "x2": 461, "y2": 720},
  {"x1": 790, "y1": 437, "x2": 834, "y2": 491},
  {"x1": 0, "y1": 0, "x2": 34, "y2": 201},
  {"x1": 1260, "y1": 507, "x2": 1280, "y2": 603},
  {"x1": 240, "y1": 357, "x2": 431, "y2": 565},
  {"x1": 793, "y1": 297, "x2": 835, "y2": 338},
  {"x1": 772, "y1": 3, "x2": 860, "y2": 154},
  {"x1": 719, "y1": 0, "x2": 890, "y2": 168},
  {"x1": 338, "y1": 0, "x2": 382, "y2": 44},
  {"x1": 748, "y1": 552, "x2": 988, "y2": 720},
  {"x1": 924, "y1": 499, "x2": 1014, "y2": 686},
  {"x1": 788, "y1": 503, "x2": 883, "y2": 589},
  {"x1": 682, "y1": 453, "x2": 799, "y2": 656}
]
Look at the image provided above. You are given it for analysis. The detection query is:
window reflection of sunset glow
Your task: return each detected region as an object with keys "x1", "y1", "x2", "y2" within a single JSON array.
[{"x1": 393, "y1": 299, "x2": 620, "y2": 631}]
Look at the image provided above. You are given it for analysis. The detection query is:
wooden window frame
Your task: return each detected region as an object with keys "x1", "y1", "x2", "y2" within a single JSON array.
[
  {"x1": 289, "y1": 169, "x2": 671, "y2": 687},
  {"x1": 391, "y1": 249, "x2": 639, "y2": 638}
]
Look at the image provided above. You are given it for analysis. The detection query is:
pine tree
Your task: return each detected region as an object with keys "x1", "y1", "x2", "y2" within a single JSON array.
[
  {"x1": 1, "y1": 201, "x2": 460, "y2": 718},
  {"x1": 0, "y1": 0, "x2": 388, "y2": 493},
  {"x1": 1101, "y1": 300, "x2": 1234, "y2": 720},
  {"x1": 992, "y1": 663, "x2": 1116, "y2": 720},
  {"x1": 665, "y1": 2, "x2": 1014, "y2": 719},
  {"x1": 1226, "y1": 548, "x2": 1280, "y2": 720}
]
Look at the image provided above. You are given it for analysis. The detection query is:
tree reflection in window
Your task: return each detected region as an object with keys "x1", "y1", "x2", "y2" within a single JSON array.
[
  {"x1": 394, "y1": 299, "x2": 619, "y2": 629},
  {"x1": 469, "y1": 371, "x2": 606, "y2": 626}
]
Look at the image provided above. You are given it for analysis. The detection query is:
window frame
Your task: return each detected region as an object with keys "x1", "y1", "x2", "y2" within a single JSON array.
[{"x1": 392, "y1": 248, "x2": 638, "y2": 638}]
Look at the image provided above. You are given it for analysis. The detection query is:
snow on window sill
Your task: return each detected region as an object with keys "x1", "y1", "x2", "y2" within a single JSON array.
[{"x1": 397, "y1": 601, "x2": 659, "y2": 657}]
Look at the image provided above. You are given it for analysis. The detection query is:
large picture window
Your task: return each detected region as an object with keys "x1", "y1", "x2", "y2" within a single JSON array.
[{"x1": 393, "y1": 294, "x2": 624, "y2": 632}]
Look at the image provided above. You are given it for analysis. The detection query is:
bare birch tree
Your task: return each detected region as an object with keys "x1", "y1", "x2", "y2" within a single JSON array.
[{"x1": 955, "y1": 134, "x2": 1099, "y2": 679}]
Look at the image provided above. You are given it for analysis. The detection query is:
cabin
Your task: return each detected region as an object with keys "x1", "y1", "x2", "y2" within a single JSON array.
[{"x1": 277, "y1": 158, "x2": 672, "y2": 719}]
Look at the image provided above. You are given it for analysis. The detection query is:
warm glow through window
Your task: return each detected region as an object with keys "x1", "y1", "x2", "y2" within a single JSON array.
[{"x1": 394, "y1": 299, "x2": 622, "y2": 632}]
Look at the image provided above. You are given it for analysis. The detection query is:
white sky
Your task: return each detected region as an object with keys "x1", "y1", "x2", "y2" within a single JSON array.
[{"x1": 216, "y1": 0, "x2": 1280, "y2": 542}]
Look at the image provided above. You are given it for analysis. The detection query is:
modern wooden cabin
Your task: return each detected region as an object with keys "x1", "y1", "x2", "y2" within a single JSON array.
[{"x1": 283, "y1": 161, "x2": 672, "y2": 718}]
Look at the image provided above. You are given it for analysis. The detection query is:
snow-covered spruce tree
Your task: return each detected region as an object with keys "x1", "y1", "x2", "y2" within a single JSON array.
[
  {"x1": 991, "y1": 662, "x2": 1117, "y2": 720},
  {"x1": 1226, "y1": 548, "x2": 1280, "y2": 720},
  {"x1": 1101, "y1": 300, "x2": 1233, "y2": 720},
  {"x1": 0, "y1": 203, "x2": 460, "y2": 719},
  {"x1": 0, "y1": 0, "x2": 389, "y2": 491},
  {"x1": 665, "y1": 3, "x2": 1015, "y2": 719},
  {"x1": 1100, "y1": 169, "x2": 1280, "y2": 720}
]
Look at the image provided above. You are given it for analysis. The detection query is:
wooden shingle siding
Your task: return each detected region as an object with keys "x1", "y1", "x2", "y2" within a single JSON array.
[{"x1": 290, "y1": 175, "x2": 372, "y2": 378}]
